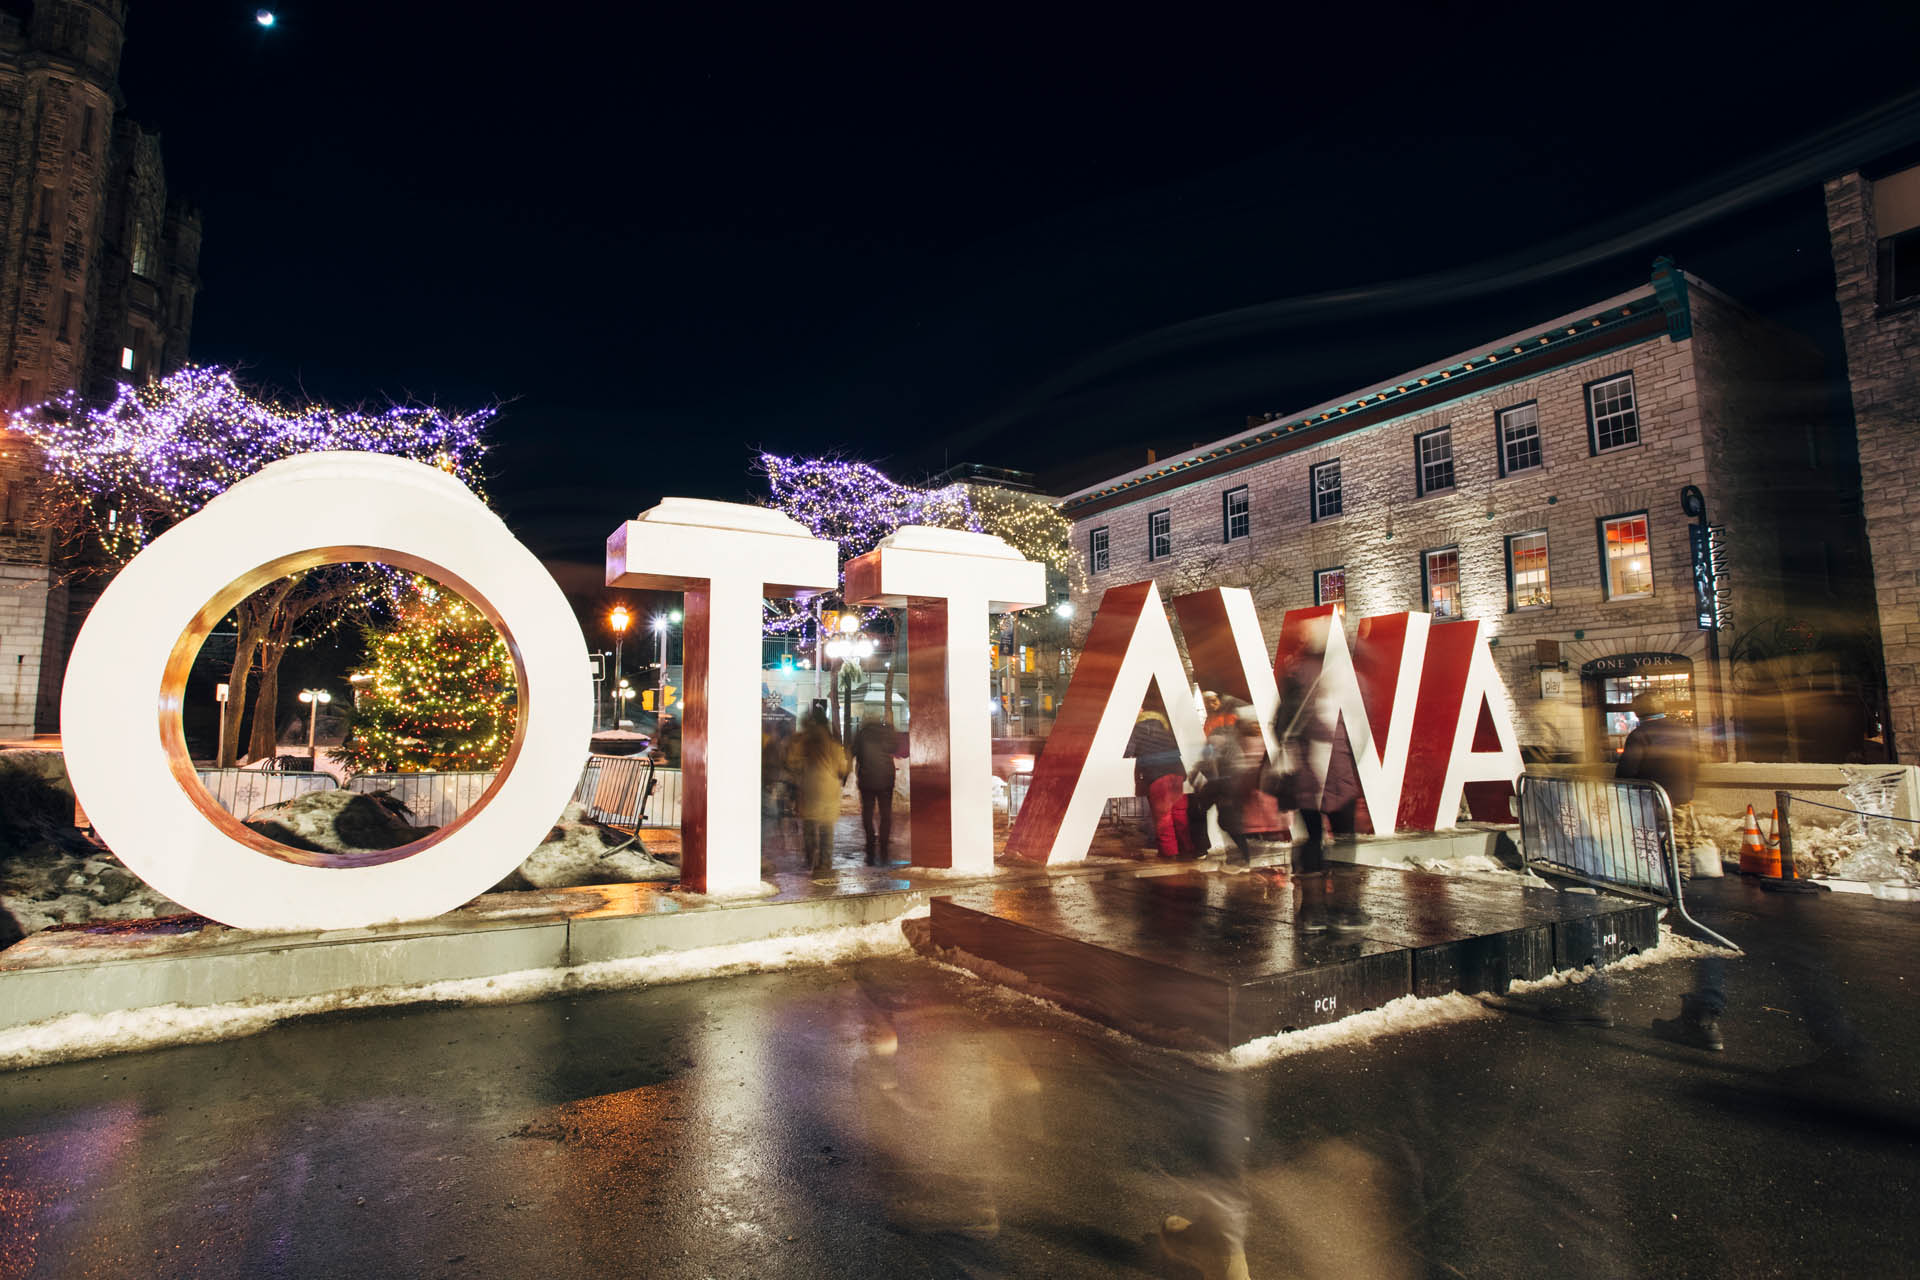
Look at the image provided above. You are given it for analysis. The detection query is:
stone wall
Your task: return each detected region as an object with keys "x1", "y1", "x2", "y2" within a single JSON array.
[
  {"x1": 1827, "y1": 171, "x2": 1920, "y2": 760},
  {"x1": 1066, "y1": 271, "x2": 1870, "y2": 762}
]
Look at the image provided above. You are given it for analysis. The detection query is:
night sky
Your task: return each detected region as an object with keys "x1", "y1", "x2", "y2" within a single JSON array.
[{"x1": 117, "y1": 1, "x2": 1920, "y2": 605}]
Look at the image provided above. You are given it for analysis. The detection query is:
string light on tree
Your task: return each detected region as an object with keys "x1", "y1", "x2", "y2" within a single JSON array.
[
  {"x1": 336, "y1": 581, "x2": 517, "y2": 773},
  {"x1": 12, "y1": 365, "x2": 493, "y2": 564}
]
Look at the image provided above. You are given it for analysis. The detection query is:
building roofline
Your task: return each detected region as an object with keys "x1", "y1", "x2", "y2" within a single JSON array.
[{"x1": 1060, "y1": 261, "x2": 1701, "y2": 517}]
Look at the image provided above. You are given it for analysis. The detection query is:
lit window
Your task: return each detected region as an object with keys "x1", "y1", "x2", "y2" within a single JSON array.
[
  {"x1": 1222, "y1": 486, "x2": 1250, "y2": 542},
  {"x1": 120, "y1": 346, "x2": 134, "y2": 371},
  {"x1": 1601, "y1": 513, "x2": 1653, "y2": 599},
  {"x1": 1310, "y1": 460, "x2": 1342, "y2": 521},
  {"x1": 1587, "y1": 374, "x2": 1640, "y2": 453},
  {"x1": 1498, "y1": 403, "x2": 1542, "y2": 475},
  {"x1": 1315, "y1": 567, "x2": 1346, "y2": 611},
  {"x1": 1089, "y1": 526, "x2": 1109, "y2": 573},
  {"x1": 1423, "y1": 547, "x2": 1461, "y2": 619},
  {"x1": 1148, "y1": 510, "x2": 1171, "y2": 561},
  {"x1": 1507, "y1": 530, "x2": 1550, "y2": 609},
  {"x1": 1879, "y1": 227, "x2": 1920, "y2": 306},
  {"x1": 1416, "y1": 428, "x2": 1455, "y2": 496}
]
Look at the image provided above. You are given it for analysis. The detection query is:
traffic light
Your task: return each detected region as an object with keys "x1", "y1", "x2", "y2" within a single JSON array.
[
  {"x1": 641, "y1": 690, "x2": 655, "y2": 711},
  {"x1": 662, "y1": 685, "x2": 678, "y2": 709}
]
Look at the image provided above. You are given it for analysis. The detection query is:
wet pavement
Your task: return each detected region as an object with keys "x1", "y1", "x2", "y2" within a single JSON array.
[{"x1": 1, "y1": 876, "x2": 1917, "y2": 1278}]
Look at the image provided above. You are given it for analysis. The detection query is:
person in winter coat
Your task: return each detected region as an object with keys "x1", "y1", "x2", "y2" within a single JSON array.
[
  {"x1": 1615, "y1": 691, "x2": 1701, "y2": 878},
  {"x1": 1274, "y1": 663, "x2": 1371, "y2": 932},
  {"x1": 851, "y1": 715, "x2": 899, "y2": 865},
  {"x1": 1128, "y1": 709, "x2": 1189, "y2": 859},
  {"x1": 1210, "y1": 715, "x2": 1268, "y2": 865},
  {"x1": 787, "y1": 710, "x2": 848, "y2": 873}
]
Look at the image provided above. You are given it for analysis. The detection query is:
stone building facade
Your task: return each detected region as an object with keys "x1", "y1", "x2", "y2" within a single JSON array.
[
  {"x1": 0, "y1": 0, "x2": 199, "y2": 736},
  {"x1": 1061, "y1": 261, "x2": 1875, "y2": 763},
  {"x1": 1826, "y1": 163, "x2": 1920, "y2": 761}
]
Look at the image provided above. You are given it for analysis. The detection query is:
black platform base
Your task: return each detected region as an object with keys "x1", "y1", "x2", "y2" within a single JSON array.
[{"x1": 931, "y1": 867, "x2": 1658, "y2": 1049}]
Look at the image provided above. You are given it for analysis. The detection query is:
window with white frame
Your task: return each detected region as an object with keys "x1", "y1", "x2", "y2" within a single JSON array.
[
  {"x1": 1089, "y1": 526, "x2": 1109, "y2": 573},
  {"x1": 1310, "y1": 460, "x2": 1342, "y2": 521},
  {"x1": 1507, "y1": 530, "x2": 1550, "y2": 609},
  {"x1": 1148, "y1": 509, "x2": 1171, "y2": 561},
  {"x1": 1315, "y1": 567, "x2": 1346, "y2": 609},
  {"x1": 1587, "y1": 374, "x2": 1640, "y2": 453},
  {"x1": 1423, "y1": 547, "x2": 1461, "y2": 619},
  {"x1": 1498, "y1": 402, "x2": 1542, "y2": 475},
  {"x1": 1223, "y1": 486, "x2": 1250, "y2": 542},
  {"x1": 1601, "y1": 513, "x2": 1653, "y2": 598},
  {"x1": 1416, "y1": 427, "x2": 1455, "y2": 496}
]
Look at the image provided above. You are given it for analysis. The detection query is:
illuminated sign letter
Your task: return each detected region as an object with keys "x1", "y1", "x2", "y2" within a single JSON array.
[
  {"x1": 1005, "y1": 580, "x2": 1206, "y2": 864},
  {"x1": 845, "y1": 526, "x2": 1046, "y2": 873},
  {"x1": 61, "y1": 452, "x2": 594, "y2": 931},
  {"x1": 1272, "y1": 605, "x2": 1430, "y2": 834},
  {"x1": 607, "y1": 499, "x2": 838, "y2": 894}
]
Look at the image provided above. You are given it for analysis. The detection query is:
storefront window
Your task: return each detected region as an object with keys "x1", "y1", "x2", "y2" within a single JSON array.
[{"x1": 1590, "y1": 662, "x2": 1694, "y2": 756}]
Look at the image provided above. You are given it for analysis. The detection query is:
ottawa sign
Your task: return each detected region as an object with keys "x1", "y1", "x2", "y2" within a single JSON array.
[{"x1": 61, "y1": 452, "x2": 1521, "y2": 931}]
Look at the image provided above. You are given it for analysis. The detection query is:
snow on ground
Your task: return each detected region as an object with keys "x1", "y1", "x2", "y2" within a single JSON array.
[
  {"x1": 0, "y1": 913, "x2": 919, "y2": 1071},
  {"x1": 1694, "y1": 809, "x2": 1919, "y2": 883},
  {"x1": 0, "y1": 854, "x2": 186, "y2": 940},
  {"x1": 516, "y1": 807, "x2": 677, "y2": 889},
  {"x1": 913, "y1": 910, "x2": 1729, "y2": 1072},
  {"x1": 1406, "y1": 853, "x2": 1511, "y2": 876},
  {"x1": 1222, "y1": 927, "x2": 1734, "y2": 1069}
]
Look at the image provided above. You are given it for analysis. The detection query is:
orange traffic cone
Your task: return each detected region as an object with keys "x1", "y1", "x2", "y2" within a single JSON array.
[
  {"x1": 1739, "y1": 805, "x2": 1783, "y2": 877},
  {"x1": 1739, "y1": 805, "x2": 1772, "y2": 876}
]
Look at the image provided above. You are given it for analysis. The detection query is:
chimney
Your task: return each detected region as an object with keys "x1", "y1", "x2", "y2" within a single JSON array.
[{"x1": 1146, "y1": 448, "x2": 1157, "y2": 463}]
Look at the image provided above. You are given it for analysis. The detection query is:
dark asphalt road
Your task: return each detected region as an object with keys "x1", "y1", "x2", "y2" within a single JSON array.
[{"x1": 2, "y1": 877, "x2": 1916, "y2": 1279}]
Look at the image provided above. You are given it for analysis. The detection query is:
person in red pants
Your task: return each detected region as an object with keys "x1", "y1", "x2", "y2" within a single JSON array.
[{"x1": 1128, "y1": 710, "x2": 1189, "y2": 858}]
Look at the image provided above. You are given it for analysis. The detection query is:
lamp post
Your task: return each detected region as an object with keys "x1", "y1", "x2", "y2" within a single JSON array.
[
  {"x1": 609, "y1": 605, "x2": 630, "y2": 727},
  {"x1": 297, "y1": 687, "x2": 331, "y2": 767},
  {"x1": 825, "y1": 618, "x2": 875, "y2": 742}
]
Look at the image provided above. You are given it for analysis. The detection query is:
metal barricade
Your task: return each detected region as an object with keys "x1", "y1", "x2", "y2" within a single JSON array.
[
  {"x1": 194, "y1": 767, "x2": 339, "y2": 820},
  {"x1": 344, "y1": 771, "x2": 498, "y2": 828},
  {"x1": 1516, "y1": 771, "x2": 1735, "y2": 950},
  {"x1": 573, "y1": 755, "x2": 682, "y2": 828}
]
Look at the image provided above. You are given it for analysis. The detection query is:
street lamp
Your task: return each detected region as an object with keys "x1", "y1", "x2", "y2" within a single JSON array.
[
  {"x1": 609, "y1": 605, "x2": 631, "y2": 727},
  {"x1": 297, "y1": 688, "x2": 331, "y2": 766}
]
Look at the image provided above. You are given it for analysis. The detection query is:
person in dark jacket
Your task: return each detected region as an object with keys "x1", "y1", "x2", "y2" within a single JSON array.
[
  {"x1": 1615, "y1": 692, "x2": 1700, "y2": 877},
  {"x1": 1128, "y1": 710, "x2": 1188, "y2": 859},
  {"x1": 852, "y1": 715, "x2": 899, "y2": 865}
]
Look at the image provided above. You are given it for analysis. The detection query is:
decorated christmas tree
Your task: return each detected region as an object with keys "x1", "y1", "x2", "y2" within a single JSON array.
[{"x1": 337, "y1": 583, "x2": 517, "y2": 772}]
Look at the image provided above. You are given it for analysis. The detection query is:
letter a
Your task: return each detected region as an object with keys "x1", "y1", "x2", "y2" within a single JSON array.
[
  {"x1": 1397, "y1": 619, "x2": 1523, "y2": 828},
  {"x1": 1006, "y1": 580, "x2": 1205, "y2": 864}
]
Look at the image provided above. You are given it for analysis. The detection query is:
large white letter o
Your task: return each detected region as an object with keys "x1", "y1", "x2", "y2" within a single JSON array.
[{"x1": 60, "y1": 451, "x2": 593, "y2": 931}]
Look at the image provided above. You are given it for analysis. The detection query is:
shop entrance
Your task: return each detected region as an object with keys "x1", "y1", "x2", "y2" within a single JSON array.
[{"x1": 1580, "y1": 652, "x2": 1694, "y2": 760}]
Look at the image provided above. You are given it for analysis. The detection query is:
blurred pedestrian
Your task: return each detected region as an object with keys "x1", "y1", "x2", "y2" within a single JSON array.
[
  {"x1": 852, "y1": 714, "x2": 898, "y2": 865},
  {"x1": 787, "y1": 709, "x2": 848, "y2": 873},
  {"x1": 1129, "y1": 709, "x2": 1188, "y2": 859},
  {"x1": 1275, "y1": 662, "x2": 1370, "y2": 931},
  {"x1": 1615, "y1": 691, "x2": 1700, "y2": 880}
]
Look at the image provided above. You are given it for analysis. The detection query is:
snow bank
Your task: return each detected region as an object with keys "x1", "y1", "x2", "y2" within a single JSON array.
[{"x1": 0, "y1": 914, "x2": 917, "y2": 1071}]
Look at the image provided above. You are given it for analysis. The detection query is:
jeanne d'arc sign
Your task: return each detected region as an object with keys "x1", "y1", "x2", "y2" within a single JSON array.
[{"x1": 61, "y1": 452, "x2": 1523, "y2": 932}]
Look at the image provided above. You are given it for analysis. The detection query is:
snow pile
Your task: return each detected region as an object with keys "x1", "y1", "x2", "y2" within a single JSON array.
[
  {"x1": 513, "y1": 804, "x2": 677, "y2": 889},
  {"x1": 0, "y1": 852, "x2": 186, "y2": 942},
  {"x1": 1407, "y1": 853, "x2": 1511, "y2": 877},
  {"x1": 0, "y1": 913, "x2": 917, "y2": 1071},
  {"x1": 243, "y1": 788, "x2": 428, "y2": 853},
  {"x1": 1694, "y1": 808, "x2": 1920, "y2": 882}
]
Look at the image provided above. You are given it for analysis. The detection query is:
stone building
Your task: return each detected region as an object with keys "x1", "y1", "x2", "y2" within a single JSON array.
[
  {"x1": 1826, "y1": 160, "x2": 1920, "y2": 762},
  {"x1": 1060, "y1": 260, "x2": 1877, "y2": 763},
  {"x1": 0, "y1": 0, "x2": 200, "y2": 736}
]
